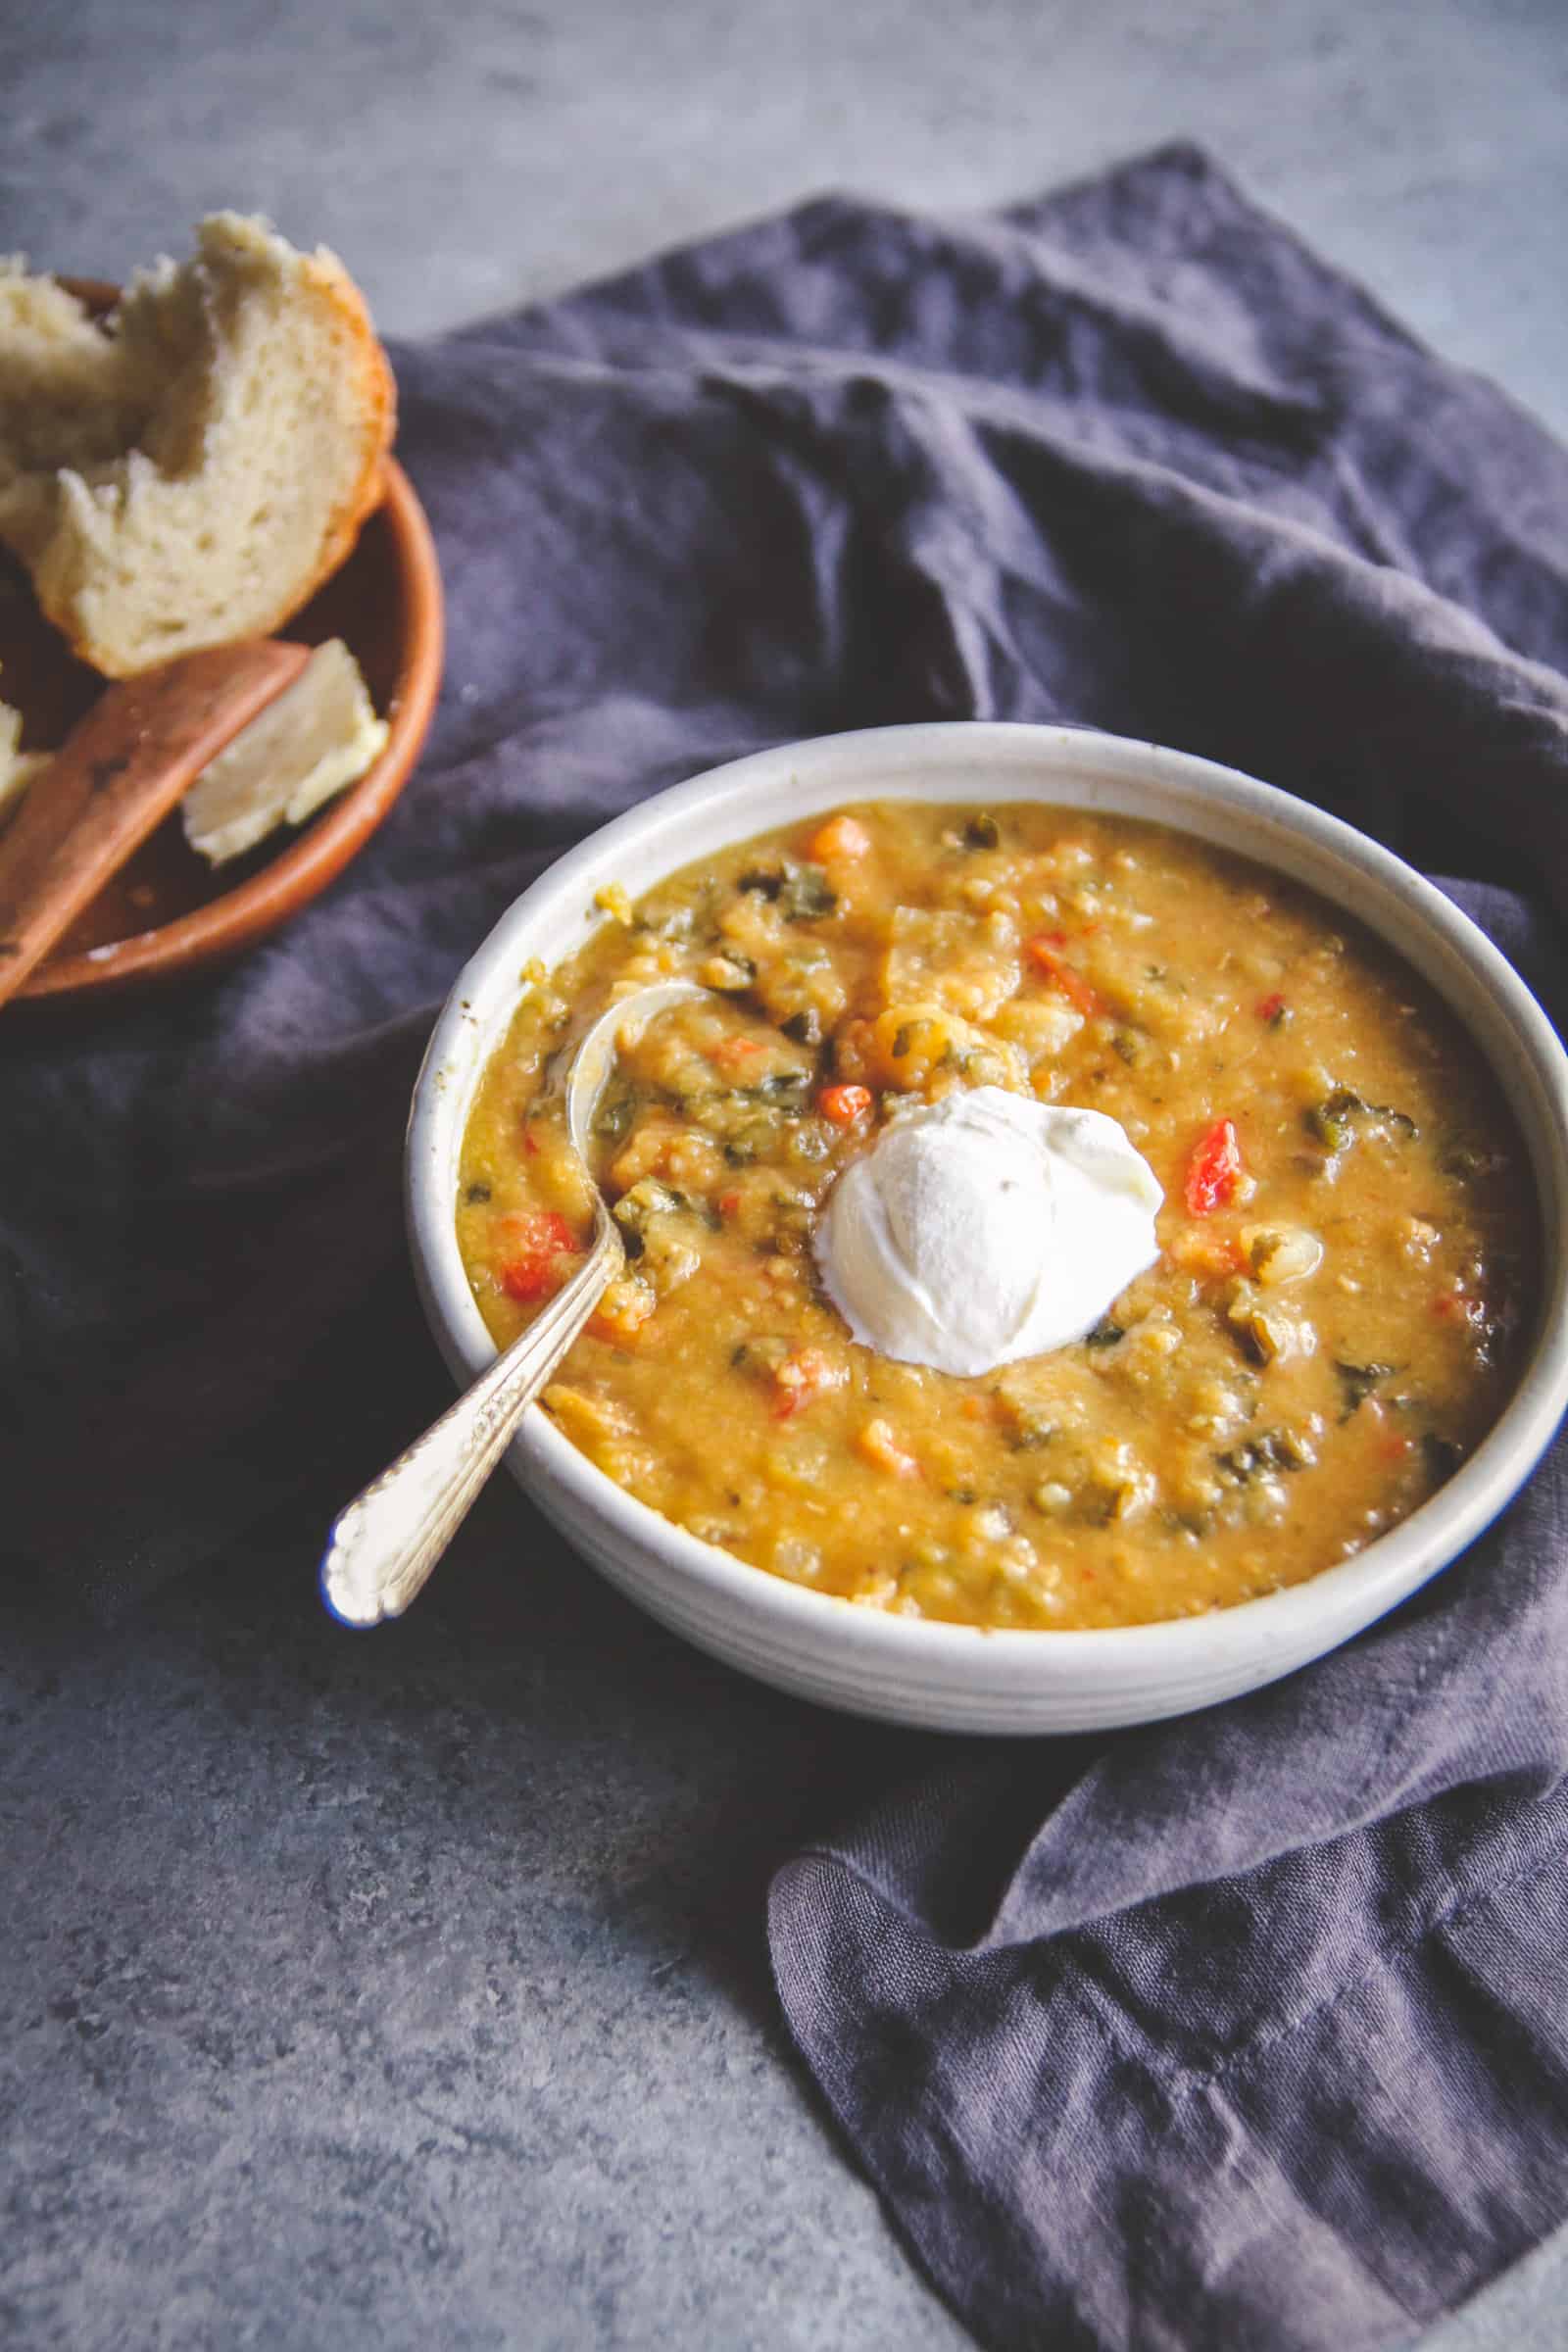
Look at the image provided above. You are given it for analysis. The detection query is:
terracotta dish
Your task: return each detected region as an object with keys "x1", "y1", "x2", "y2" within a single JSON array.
[{"x1": 2, "y1": 278, "x2": 443, "y2": 1003}]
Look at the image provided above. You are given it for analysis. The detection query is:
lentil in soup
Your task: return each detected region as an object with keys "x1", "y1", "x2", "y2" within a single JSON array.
[{"x1": 456, "y1": 802, "x2": 1534, "y2": 1631}]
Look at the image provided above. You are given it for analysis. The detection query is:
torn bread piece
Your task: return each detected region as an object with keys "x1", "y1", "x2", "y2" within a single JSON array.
[
  {"x1": 0, "y1": 688, "x2": 50, "y2": 827},
  {"x1": 181, "y1": 637, "x2": 388, "y2": 865},
  {"x1": 0, "y1": 215, "x2": 394, "y2": 677},
  {"x1": 0, "y1": 267, "x2": 147, "y2": 499}
]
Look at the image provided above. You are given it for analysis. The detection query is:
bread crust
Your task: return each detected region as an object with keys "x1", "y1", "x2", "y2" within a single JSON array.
[{"x1": 253, "y1": 238, "x2": 397, "y2": 645}]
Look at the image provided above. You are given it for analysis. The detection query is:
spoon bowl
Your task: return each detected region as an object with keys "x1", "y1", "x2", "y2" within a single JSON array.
[
  {"x1": 320, "y1": 977, "x2": 705, "y2": 1627},
  {"x1": 562, "y1": 979, "x2": 708, "y2": 1160}
]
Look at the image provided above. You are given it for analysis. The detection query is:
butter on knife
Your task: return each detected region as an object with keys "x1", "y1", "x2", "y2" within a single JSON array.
[
  {"x1": 181, "y1": 637, "x2": 388, "y2": 864},
  {"x1": 0, "y1": 636, "x2": 388, "y2": 866},
  {"x1": 0, "y1": 638, "x2": 311, "y2": 1009}
]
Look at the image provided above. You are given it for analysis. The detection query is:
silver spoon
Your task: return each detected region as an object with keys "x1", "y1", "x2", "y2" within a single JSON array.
[{"x1": 320, "y1": 978, "x2": 706, "y2": 1627}]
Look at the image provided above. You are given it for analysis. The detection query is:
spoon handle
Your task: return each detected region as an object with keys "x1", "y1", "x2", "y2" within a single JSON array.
[{"x1": 320, "y1": 1206, "x2": 622, "y2": 1626}]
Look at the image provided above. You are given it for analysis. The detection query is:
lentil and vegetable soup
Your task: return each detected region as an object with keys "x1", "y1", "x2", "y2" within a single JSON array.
[{"x1": 456, "y1": 801, "x2": 1535, "y2": 1631}]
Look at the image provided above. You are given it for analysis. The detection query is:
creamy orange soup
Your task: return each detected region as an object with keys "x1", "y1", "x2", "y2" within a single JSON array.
[{"x1": 456, "y1": 802, "x2": 1534, "y2": 1631}]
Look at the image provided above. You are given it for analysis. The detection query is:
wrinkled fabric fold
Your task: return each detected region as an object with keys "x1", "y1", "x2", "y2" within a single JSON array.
[{"x1": 5, "y1": 141, "x2": 1567, "y2": 2348}]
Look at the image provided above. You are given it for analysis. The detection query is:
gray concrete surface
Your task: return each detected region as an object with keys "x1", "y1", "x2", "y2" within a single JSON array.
[
  {"x1": 5, "y1": 2, "x2": 1568, "y2": 2346},
  {"x1": 8, "y1": 0, "x2": 1568, "y2": 441},
  {"x1": 3, "y1": 1506, "x2": 972, "y2": 2352}
]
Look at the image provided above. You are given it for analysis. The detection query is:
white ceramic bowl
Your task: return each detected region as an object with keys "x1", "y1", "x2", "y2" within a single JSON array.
[{"x1": 408, "y1": 723, "x2": 1568, "y2": 1733}]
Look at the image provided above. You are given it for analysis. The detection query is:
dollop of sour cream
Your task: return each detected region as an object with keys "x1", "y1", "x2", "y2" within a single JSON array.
[{"x1": 813, "y1": 1087, "x2": 1164, "y2": 1378}]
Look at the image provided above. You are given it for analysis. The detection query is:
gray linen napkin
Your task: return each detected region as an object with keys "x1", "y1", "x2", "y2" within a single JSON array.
[{"x1": 4, "y1": 143, "x2": 1566, "y2": 2349}]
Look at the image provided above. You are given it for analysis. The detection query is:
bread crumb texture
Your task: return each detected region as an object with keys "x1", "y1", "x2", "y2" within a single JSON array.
[
  {"x1": 0, "y1": 214, "x2": 395, "y2": 676},
  {"x1": 0, "y1": 683, "x2": 49, "y2": 826}
]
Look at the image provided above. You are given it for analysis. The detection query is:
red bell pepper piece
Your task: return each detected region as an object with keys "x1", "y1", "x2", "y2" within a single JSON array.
[
  {"x1": 1026, "y1": 935, "x2": 1101, "y2": 1017},
  {"x1": 498, "y1": 1210, "x2": 581, "y2": 1300},
  {"x1": 1184, "y1": 1118, "x2": 1244, "y2": 1217}
]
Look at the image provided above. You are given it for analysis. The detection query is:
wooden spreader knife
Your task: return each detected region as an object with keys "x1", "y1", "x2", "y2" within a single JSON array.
[{"x1": 0, "y1": 637, "x2": 310, "y2": 1009}]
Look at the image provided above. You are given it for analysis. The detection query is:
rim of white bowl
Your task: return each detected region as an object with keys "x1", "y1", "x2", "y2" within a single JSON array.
[{"x1": 407, "y1": 722, "x2": 1568, "y2": 1688}]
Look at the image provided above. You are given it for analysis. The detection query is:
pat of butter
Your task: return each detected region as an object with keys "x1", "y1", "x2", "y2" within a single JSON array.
[{"x1": 182, "y1": 637, "x2": 388, "y2": 865}]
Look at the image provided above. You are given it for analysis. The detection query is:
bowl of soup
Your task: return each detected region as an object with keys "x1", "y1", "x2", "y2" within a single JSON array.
[{"x1": 407, "y1": 724, "x2": 1568, "y2": 1732}]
